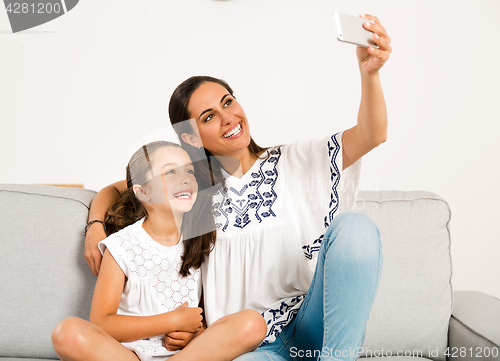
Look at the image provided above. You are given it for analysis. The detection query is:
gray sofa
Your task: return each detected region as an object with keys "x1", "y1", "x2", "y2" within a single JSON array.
[{"x1": 0, "y1": 184, "x2": 499, "y2": 361}]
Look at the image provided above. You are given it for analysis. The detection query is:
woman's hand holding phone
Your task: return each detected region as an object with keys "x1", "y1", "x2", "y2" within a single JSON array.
[{"x1": 356, "y1": 14, "x2": 392, "y2": 75}]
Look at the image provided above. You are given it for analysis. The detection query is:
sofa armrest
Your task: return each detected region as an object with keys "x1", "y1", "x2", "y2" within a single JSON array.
[{"x1": 448, "y1": 291, "x2": 500, "y2": 360}]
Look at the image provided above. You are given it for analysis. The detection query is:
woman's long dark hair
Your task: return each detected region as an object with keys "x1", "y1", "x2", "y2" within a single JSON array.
[
  {"x1": 168, "y1": 76, "x2": 268, "y2": 187},
  {"x1": 105, "y1": 141, "x2": 216, "y2": 277}
]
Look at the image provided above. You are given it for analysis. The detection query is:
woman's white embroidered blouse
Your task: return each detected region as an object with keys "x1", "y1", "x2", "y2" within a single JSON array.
[{"x1": 202, "y1": 131, "x2": 361, "y2": 345}]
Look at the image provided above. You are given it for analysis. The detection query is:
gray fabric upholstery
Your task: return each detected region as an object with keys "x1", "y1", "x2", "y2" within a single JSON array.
[
  {"x1": 356, "y1": 191, "x2": 452, "y2": 361},
  {"x1": 0, "y1": 184, "x2": 97, "y2": 360},
  {"x1": 448, "y1": 291, "x2": 500, "y2": 361}
]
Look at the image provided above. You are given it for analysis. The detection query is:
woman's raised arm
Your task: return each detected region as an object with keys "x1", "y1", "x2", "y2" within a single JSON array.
[
  {"x1": 342, "y1": 14, "x2": 391, "y2": 170},
  {"x1": 85, "y1": 180, "x2": 127, "y2": 275}
]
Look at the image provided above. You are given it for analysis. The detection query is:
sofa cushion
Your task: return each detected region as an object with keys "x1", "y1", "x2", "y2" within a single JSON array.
[
  {"x1": 357, "y1": 190, "x2": 452, "y2": 361},
  {"x1": 0, "y1": 184, "x2": 97, "y2": 359}
]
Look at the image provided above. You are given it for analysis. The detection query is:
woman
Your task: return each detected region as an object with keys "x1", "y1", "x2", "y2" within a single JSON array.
[{"x1": 86, "y1": 14, "x2": 391, "y2": 360}]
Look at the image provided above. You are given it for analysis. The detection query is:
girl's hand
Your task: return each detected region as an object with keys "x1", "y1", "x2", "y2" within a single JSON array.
[
  {"x1": 162, "y1": 327, "x2": 205, "y2": 351},
  {"x1": 356, "y1": 14, "x2": 392, "y2": 75},
  {"x1": 171, "y1": 302, "x2": 203, "y2": 333},
  {"x1": 163, "y1": 331, "x2": 195, "y2": 351}
]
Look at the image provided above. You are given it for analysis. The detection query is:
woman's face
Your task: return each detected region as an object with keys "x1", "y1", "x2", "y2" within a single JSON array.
[
  {"x1": 186, "y1": 82, "x2": 251, "y2": 157},
  {"x1": 141, "y1": 147, "x2": 198, "y2": 215}
]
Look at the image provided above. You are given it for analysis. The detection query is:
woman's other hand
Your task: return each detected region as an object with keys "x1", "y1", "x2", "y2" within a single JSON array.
[
  {"x1": 84, "y1": 180, "x2": 127, "y2": 276},
  {"x1": 84, "y1": 222, "x2": 106, "y2": 276},
  {"x1": 356, "y1": 14, "x2": 392, "y2": 75}
]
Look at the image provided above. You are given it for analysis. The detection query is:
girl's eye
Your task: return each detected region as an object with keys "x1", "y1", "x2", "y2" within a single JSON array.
[
  {"x1": 187, "y1": 169, "x2": 194, "y2": 175},
  {"x1": 204, "y1": 114, "x2": 214, "y2": 123},
  {"x1": 165, "y1": 169, "x2": 175, "y2": 175},
  {"x1": 224, "y1": 99, "x2": 233, "y2": 107}
]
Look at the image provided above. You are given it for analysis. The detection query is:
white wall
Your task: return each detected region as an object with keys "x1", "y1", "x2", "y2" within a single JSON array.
[{"x1": 2, "y1": 0, "x2": 499, "y2": 298}]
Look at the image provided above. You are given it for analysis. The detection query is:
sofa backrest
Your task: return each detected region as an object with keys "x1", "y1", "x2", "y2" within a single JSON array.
[
  {"x1": 357, "y1": 190, "x2": 453, "y2": 361},
  {"x1": 0, "y1": 184, "x2": 97, "y2": 360}
]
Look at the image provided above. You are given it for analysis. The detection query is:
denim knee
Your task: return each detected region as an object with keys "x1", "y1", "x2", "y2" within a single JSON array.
[{"x1": 323, "y1": 211, "x2": 382, "y2": 261}]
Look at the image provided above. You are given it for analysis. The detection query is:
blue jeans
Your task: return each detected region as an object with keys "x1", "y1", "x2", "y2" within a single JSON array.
[{"x1": 234, "y1": 211, "x2": 383, "y2": 361}]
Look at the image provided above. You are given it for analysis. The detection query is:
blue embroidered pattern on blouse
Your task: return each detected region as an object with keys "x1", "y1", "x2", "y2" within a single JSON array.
[
  {"x1": 213, "y1": 148, "x2": 281, "y2": 232},
  {"x1": 301, "y1": 134, "x2": 341, "y2": 260},
  {"x1": 260, "y1": 294, "x2": 305, "y2": 346},
  {"x1": 326, "y1": 134, "x2": 341, "y2": 224},
  {"x1": 302, "y1": 234, "x2": 324, "y2": 261}
]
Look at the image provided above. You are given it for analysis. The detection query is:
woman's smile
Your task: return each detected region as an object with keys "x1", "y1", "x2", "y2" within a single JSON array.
[{"x1": 222, "y1": 122, "x2": 243, "y2": 139}]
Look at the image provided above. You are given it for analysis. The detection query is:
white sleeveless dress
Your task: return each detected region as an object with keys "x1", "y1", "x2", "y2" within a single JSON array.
[{"x1": 98, "y1": 218, "x2": 201, "y2": 361}]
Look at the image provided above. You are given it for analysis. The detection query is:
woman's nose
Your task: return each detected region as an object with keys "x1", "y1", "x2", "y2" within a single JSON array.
[{"x1": 220, "y1": 111, "x2": 235, "y2": 125}]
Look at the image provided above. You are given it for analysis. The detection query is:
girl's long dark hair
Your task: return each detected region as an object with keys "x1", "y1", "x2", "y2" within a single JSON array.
[
  {"x1": 104, "y1": 141, "x2": 216, "y2": 277},
  {"x1": 168, "y1": 76, "x2": 269, "y2": 188}
]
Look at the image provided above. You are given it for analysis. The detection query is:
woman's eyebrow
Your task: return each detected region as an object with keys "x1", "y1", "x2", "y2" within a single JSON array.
[{"x1": 198, "y1": 93, "x2": 231, "y2": 121}]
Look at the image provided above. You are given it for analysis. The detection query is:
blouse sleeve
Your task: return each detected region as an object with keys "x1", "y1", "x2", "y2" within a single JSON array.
[
  {"x1": 281, "y1": 131, "x2": 361, "y2": 262},
  {"x1": 98, "y1": 234, "x2": 129, "y2": 277}
]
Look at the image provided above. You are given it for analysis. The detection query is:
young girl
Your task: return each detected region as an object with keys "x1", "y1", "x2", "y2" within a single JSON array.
[{"x1": 52, "y1": 141, "x2": 266, "y2": 361}]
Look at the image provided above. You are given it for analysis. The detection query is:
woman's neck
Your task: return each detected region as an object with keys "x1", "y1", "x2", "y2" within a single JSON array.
[
  {"x1": 216, "y1": 147, "x2": 259, "y2": 179},
  {"x1": 142, "y1": 208, "x2": 182, "y2": 247}
]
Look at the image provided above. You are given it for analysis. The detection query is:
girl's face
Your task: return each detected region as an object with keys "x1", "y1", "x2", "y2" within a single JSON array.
[
  {"x1": 141, "y1": 147, "x2": 198, "y2": 215},
  {"x1": 186, "y1": 82, "x2": 251, "y2": 157}
]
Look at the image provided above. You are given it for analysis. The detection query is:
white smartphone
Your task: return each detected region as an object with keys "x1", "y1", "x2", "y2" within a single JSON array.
[{"x1": 332, "y1": 11, "x2": 379, "y2": 48}]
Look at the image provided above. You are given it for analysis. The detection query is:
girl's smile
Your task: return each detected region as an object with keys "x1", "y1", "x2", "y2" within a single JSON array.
[{"x1": 173, "y1": 189, "x2": 194, "y2": 200}]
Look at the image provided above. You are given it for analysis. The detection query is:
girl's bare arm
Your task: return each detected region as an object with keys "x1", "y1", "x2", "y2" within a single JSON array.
[{"x1": 90, "y1": 249, "x2": 203, "y2": 342}]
